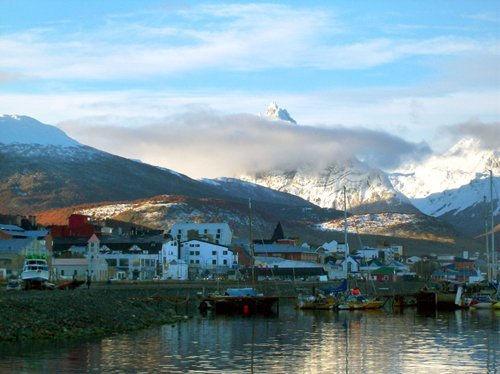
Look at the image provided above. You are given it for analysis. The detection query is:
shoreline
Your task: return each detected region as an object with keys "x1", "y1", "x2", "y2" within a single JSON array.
[{"x1": 0, "y1": 288, "x2": 184, "y2": 342}]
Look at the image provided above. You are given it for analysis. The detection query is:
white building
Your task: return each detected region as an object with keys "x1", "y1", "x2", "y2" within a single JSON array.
[
  {"x1": 169, "y1": 222, "x2": 232, "y2": 245},
  {"x1": 52, "y1": 258, "x2": 88, "y2": 281},
  {"x1": 180, "y1": 240, "x2": 237, "y2": 272},
  {"x1": 86, "y1": 234, "x2": 109, "y2": 281},
  {"x1": 407, "y1": 256, "x2": 422, "y2": 264},
  {"x1": 318, "y1": 240, "x2": 349, "y2": 254},
  {"x1": 101, "y1": 251, "x2": 160, "y2": 280},
  {"x1": 160, "y1": 240, "x2": 188, "y2": 280}
]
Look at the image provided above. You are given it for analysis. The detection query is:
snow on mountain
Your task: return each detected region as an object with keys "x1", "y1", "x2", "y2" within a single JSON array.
[
  {"x1": 0, "y1": 115, "x2": 80, "y2": 147},
  {"x1": 390, "y1": 137, "x2": 499, "y2": 216},
  {"x1": 316, "y1": 212, "x2": 457, "y2": 243},
  {"x1": 390, "y1": 138, "x2": 499, "y2": 200},
  {"x1": 241, "y1": 158, "x2": 415, "y2": 213},
  {"x1": 264, "y1": 102, "x2": 297, "y2": 124}
]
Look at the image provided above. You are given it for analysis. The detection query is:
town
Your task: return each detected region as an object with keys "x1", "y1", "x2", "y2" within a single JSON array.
[{"x1": 0, "y1": 213, "x2": 490, "y2": 286}]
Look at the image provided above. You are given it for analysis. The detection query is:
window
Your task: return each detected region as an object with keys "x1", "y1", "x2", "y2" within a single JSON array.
[
  {"x1": 223, "y1": 251, "x2": 228, "y2": 255},
  {"x1": 216, "y1": 234, "x2": 221, "y2": 239},
  {"x1": 61, "y1": 270, "x2": 65, "y2": 276},
  {"x1": 223, "y1": 259, "x2": 227, "y2": 265},
  {"x1": 190, "y1": 244, "x2": 194, "y2": 247},
  {"x1": 195, "y1": 260, "x2": 200, "y2": 264},
  {"x1": 119, "y1": 258, "x2": 129, "y2": 267},
  {"x1": 212, "y1": 251, "x2": 217, "y2": 255},
  {"x1": 190, "y1": 251, "x2": 194, "y2": 255},
  {"x1": 212, "y1": 260, "x2": 217, "y2": 265},
  {"x1": 196, "y1": 244, "x2": 200, "y2": 247},
  {"x1": 178, "y1": 229, "x2": 181, "y2": 233},
  {"x1": 204, "y1": 229, "x2": 208, "y2": 234},
  {"x1": 215, "y1": 240, "x2": 219, "y2": 244},
  {"x1": 190, "y1": 260, "x2": 194, "y2": 264},
  {"x1": 217, "y1": 229, "x2": 221, "y2": 233},
  {"x1": 196, "y1": 251, "x2": 200, "y2": 255},
  {"x1": 106, "y1": 258, "x2": 117, "y2": 266}
]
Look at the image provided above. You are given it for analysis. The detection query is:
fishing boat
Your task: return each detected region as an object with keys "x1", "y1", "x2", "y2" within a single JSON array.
[
  {"x1": 21, "y1": 258, "x2": 49, "y2": 283},
  {"x1": 199, "y1": 288, "x2": 279, "y2": 314},
  {"x1": 296, "y1": 293, "x2": 337, "y2": 310},
  {"x1": 296, "y1": 280, "x2": 347, "y2": 310},
  {"x1": 338, "y1": 294, "x2": 384, "y2": 310}
]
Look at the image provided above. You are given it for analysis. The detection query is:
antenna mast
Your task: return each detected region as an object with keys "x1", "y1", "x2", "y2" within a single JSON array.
[
  {"x1": 249, "y1": 198, "x2": 255, "y2": 288},
  {"x1": 343, "y1": 186, "x2": 349, "y2": 276},
  {"x1": 490, "y1": 170, "x2": 496, "y2": 281}
]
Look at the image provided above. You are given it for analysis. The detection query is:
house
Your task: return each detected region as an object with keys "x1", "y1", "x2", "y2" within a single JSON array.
[
  {"x1": 317, "y1": 240, "x2": 348, "y2": 254},
  {"x1": 101, "y1": 251, "x2": 159, "y2": 280},
  {"x1": 357, "y1": 248, "x2": 380, "y2": 260},
  {"x1": 371, "y1": 267, "x2": 397, "y2": 282},
  {"x1": 50, "y1": 214, "x2": 96, "y2": 238},
  {"x1": 253, "y1": 244, "x2": 319, "y2": 262},
  {"x1": 0, "y1": 238, "x2": 42, "y2": 279},
  {"x1": 169, "y1": 222, "x2": 232, "y2": 245},
  {"x1": 251, "y1": 256, "x2": 326, "y2": 280},
  {"x1": 160, "y1": 240, "x2": 188, "y2": 280},
  {"x1": 52, "y1": 258, "x2": 88, "y2": 280},
  {"x1": 180, "y1": 240, "x2": 237, "y2": 273},
  {"x1": 342, "y1": 256, "x2": 360, "y2": 274},
  {"x1": 407, "y1": 256, "x2": 422, "y2": 265}
]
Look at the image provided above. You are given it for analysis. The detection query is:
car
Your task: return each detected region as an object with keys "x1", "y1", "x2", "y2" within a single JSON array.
[{"x1": 6, "y1": 280, "x2": 22, "y2": 291}]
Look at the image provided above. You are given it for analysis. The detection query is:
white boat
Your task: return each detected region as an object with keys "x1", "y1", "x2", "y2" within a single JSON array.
[
  {"x1": 21, "y1": 258, "x2": 50, "y2": 282},
  {"x1": 469, "y1": 294, "x2": 496, "y2": 309}
]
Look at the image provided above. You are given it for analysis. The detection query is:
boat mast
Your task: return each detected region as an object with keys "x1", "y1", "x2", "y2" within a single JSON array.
[
  {"x1": 249, "y1": 198, "x2": 255, "y2": 288},
  {"x1": 343, "y1": 186, "x2": 349, "y2": 277},
  {"x1": 485, "y1": 195, "x2": 491, "y2": 283},
  {"x1": 490, "y1": 170, "x2": 496, "y2": 281}
]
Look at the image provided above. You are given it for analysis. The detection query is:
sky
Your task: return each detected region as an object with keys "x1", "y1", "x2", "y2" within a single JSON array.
[{"x1": 0, "y1": 1, "x2": 499, "y2": 177}]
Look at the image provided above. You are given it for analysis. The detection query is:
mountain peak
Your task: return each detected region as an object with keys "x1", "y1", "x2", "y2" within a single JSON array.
[
  {"x1": 0, "y1": 114, "x2": 80, "y2": 147},
  {"x1": 265, "y1": 102, "x2": 297, "y2": 124}
]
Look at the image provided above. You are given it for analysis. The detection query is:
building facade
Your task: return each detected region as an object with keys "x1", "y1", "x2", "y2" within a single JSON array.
[{"x1": 169, "y1": 222, "x2": 232, "y2": 245}]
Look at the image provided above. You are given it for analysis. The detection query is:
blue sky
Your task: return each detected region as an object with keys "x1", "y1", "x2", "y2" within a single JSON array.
[{"x1": 0, "y1": 1, "x2": 499, "y2": 172}]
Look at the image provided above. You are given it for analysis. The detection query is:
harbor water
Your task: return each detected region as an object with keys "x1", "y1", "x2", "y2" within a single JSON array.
[{"x1": 0, "y1": 303, "x2": 498, "y2": 373}]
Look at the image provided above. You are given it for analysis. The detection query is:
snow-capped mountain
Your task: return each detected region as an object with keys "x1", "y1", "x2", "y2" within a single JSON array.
[
  {"x1": 390, "y1": 138, "x2": 499, "y2": 235},
  {"x1": 264, "y1": 102, "x2": 297, "y2": 124},
  {"x1": 0, "y1": 114, "x2": 324, "y2": 216},
  {"x1": 0, "y1": 115, "x2": 80, "y2": 147},
  {"x1": 390, "y1": 138, "x2": 499, "y2": 201},
  {"x1": 241, "y1": 158, "x2": 417, "y2": 214}
]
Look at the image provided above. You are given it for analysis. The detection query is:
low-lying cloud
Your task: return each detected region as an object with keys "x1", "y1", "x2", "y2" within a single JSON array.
[
  {"x1": 59, "y1": 111, "x2": 432, "y2": 178},
  {"x1": 444, "y1": 120, "x2": 500, "y2": 150}
]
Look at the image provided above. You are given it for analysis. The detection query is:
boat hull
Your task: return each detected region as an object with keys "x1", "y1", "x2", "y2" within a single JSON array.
[
  {"x1": 338, "y1": 301, "x2": 383, "y2": 310},
  {"x1": 202, "y1": 296, "x2": 279, "y2": 315},
  {"x1": 297, "y1": 297, "x2": 337, "y2": 310},
  {"x1": 21, "y1": 270, "x2": 49, "y2": 282}
]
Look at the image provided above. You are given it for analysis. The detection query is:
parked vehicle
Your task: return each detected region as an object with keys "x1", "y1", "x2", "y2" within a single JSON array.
[{"x1": 6, "y1": 280, "x2": 22, "y2": 291}]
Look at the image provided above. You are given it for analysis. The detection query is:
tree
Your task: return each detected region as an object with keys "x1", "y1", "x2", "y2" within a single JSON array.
[
  {"x1": 411, "y1": 261, "x2": 439, "y2": 281},
  {"x1": 187, "y1": 229, "x2": 201, "y2": 241}
]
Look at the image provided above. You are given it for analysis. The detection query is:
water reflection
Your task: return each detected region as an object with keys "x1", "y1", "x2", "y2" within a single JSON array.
[{"x1": 0, "y1": 305, "x2": 498, "y2": 373}]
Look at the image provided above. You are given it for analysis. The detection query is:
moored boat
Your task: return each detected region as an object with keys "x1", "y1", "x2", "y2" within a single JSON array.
[
  {"x1": 470, "y1": 294, "x2": 496, "y2": 309},
  {"x1": 199, "y1": 288, "x2": 279, "y2": 314},
  {"x1": 297, "y1": 293, "x2": 337, "y2": 310},
  {"x1": 338, "y1": 294, "x2": 383, "y2": 310}
]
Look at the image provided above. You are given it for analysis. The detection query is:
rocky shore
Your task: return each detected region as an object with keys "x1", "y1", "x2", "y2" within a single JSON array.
[{"x1": 0, "y1": 288, "x2": 183, "y2": 342}]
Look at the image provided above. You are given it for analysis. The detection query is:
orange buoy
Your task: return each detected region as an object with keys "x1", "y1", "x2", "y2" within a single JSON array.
[
  {"x1": 352, "y1": 288, "x2": 360, "y2": 295},
  {"x1": 243, "y1": 305, "x2": 249, "y2": 314}
]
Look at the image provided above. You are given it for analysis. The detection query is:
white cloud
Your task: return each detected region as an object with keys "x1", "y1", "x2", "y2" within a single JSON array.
[
  {"x1": 0, "y1": 4, "x2": 489, "y2": 80},
  {"x1": 58, "y1": 110, "x2": 431, "y2": 178}
]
